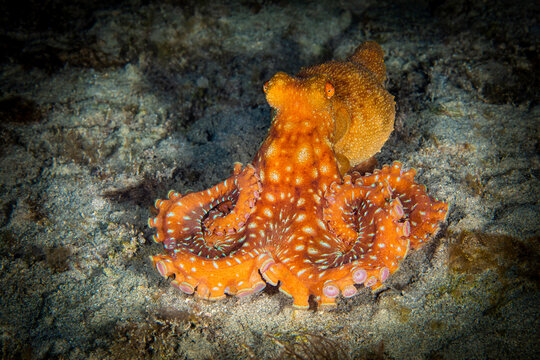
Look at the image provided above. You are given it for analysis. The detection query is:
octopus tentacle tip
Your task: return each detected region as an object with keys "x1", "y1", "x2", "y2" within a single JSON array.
[
  {"x1": 365, "y1": 276, "x2": 378, "y2": 288},
  {"x1": 342, "y1": 285, "x2": 358, "y2": 298},
  {"x1": 172, "y1": 280, "x2": 197, "y2": 296},
  {"x1": 155, "y1": 260, "x2": 168, "y2": 278},
  {"x1": 252, "y1": 282, "x2": 266, "y2": 293},
  {"x1": 178, "y1": 282, "x2": 195, "y2": 295},
  {"x1": 236, "y1": 289, "x2": 253, "y2": 298},
  {"x1": 260, "y1": 258, "x2": 276, "y2": 273},
  {"x1": 391, "y1": 201, "x2": 404, "y2": 218},
  {"x1": 167, "y1": 190, "x2": 181, "y2": 200},
  {"x1": 323, "y1": 282, "x2": 340, "y2": 298},
  {"x1": 148, "y1": 41, "x2": 448, "y2": 308},
  {"x1": 232, "y1": 162, "x2": 243, "y2": 174},
  {"x1": 379, "y1": 267, "x2": 390, "y2": 282},
  {"x1": 401, "y1": 221, "x2": 411, "y2": 237},
  {"x1": 352, "y1": 268, "x2": 368, "y2": 284},
  {"x1": 154, "y1": 199, "x2": 163, "y2": 209}
]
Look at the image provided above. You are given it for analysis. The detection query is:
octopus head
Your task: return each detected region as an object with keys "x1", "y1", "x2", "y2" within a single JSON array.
[
  {"x1": 263, "y1": 72, "x2": 335, "y2": 119},
  {"x1": 295, "y1": 42, "x2": 396, "y2": 174}
]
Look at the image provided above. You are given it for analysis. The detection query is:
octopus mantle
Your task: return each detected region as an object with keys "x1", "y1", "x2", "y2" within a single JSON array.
[{"x1": 148, "y1": 42, "x2": 448, "y2": 308}]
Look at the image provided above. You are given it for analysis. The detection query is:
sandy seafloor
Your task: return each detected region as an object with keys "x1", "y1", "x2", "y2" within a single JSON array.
[{"x1": 0, "y1": 0, "x2": 538, "y2": 359}]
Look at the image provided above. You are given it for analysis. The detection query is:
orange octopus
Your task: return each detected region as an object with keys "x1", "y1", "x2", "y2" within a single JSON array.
[{"x1": 148, "y1": 42, "x2": 448, "y2": 308}]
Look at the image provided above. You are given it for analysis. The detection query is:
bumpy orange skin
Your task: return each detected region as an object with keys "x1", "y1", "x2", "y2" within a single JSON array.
[
  {"x1": 148, "y1": 42, "x2": 448, "y2": 309},
  {"x1": 297, "y1": 41, "x2": 395, "y2": 174}
]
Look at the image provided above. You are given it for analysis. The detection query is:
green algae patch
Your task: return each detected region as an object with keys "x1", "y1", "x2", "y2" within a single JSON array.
[{"x1": 448, "y1": 230, "x2": 539, "y2": 283}]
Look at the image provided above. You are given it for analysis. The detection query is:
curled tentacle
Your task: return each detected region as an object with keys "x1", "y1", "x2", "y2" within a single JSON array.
[
  {"x1": 148, "y1": 162, "x2": 271, "y2": 301},
  {"x1": 300, "y1": 172, "x2": 413, "y2": 298},
  {"x1": 322, "y1": 175, "x2": 410, "y2": 268},
  {"x1": 356, "y1": 161, "x2": 449, "y2": 249},
  {"x1": 148, "y1": 163, "x2": 261, "y2": 256},
  {"x1": 323, "y1": 174, "x2": 404, "y2": 246},
  {"x1": 303, "y1": 161, "x2": 448, "y2": 299},
  {"x1": 204, "y1": 163, "x2": 262, "y2": 236}
]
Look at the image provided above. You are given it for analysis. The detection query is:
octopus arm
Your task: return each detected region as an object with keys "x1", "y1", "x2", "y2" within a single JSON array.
[
  {"x1": 203, "y1": 163, "x2": 262, "y2": 236},
  {"x1": 260, "y1": 262, "x2": 312, "y2": 309},
  {"x1": 147, "y1": 163, "x2": 272, "y2": 300},
  {"x1": 258, "y1": 172, "x2": 415, "y2": 309},
  {"x1": 151, "y1": 250, "x2": 274, "y2": 300},
  {"x1": 305, "y1": 162, "x2": 448, "y2": 305},
  {"x1": 302, "y1": 175, "x2": 411, "y2": 306},
  {"x1": 357, "y1": 161, "x2": 449, "y2": 249},
  {"x1": 148, "y1": 163, "x2": 261, "y2": 250},
  {"x1": 264, "y1": 261, "x2": 377, "y2": 308}
]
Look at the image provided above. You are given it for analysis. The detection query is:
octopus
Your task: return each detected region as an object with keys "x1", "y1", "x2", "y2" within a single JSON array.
[{"x1": 148, "y1": 41, "x2": 448, "y2": 308}]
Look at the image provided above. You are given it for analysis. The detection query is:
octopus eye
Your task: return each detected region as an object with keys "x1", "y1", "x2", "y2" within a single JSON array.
[
  {"x1": 263, "y1": 81, "x2": 269, "y2": 93},
  {"x1": 325, "y1": 82, "x2": 335, "y2": 98}
]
